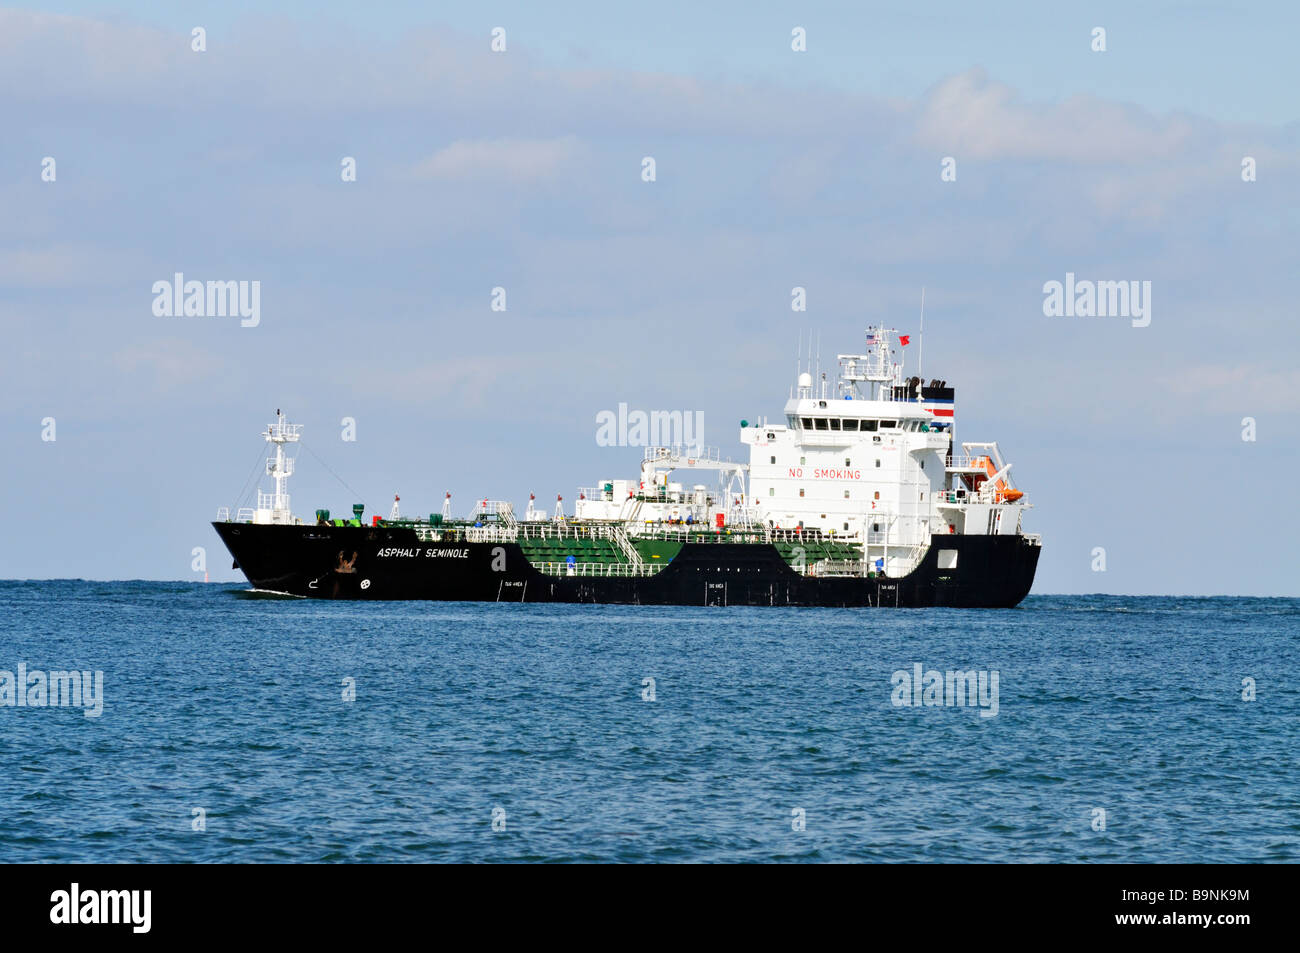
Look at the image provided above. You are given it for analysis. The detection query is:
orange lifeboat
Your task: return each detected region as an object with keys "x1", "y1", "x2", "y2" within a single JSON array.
[{"x1": 973, "y1": 456, "x2": 1024, "y2": 503}]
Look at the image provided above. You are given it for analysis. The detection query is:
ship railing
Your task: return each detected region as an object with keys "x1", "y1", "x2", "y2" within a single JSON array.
[
  {"x1": 256, "y1": 490, "x2": 289, "y2": 511},
  {"x1": 887, "y1": 544, "x2": 928, "y2": 577},
  {"x1": 216, "y1": 506, "x2": 231, "y2": 521},
  {"x1": 514, "y1": 522, "x2": 622, "y2": 541},
  {"x1": 465, "y1": 525, "x2": 520, "y2": 543},
  {"x1": 622, "y1": 525, "x2": 864, "y2": 546},
  {"x1": 761, "y1": 527, "x2": 860, "y2": 544},
  {"x1": 796, "y1": 559, "x2": 867, "y2": 578},
  {"x1": 727, "y1": 505, "x2": 762, "y2": 528},
  {"x1": 949, "y1": 446, "x2": 1012, "y2": 473},
  {"x1": 236, "y1": 507, "x2": 255, "y2": 522},
  {"x1": 643, "y1": 445, "x2": 722, "y2": 465},
  {"x1": 935, "y1": 488, "x2": 1021, "y2": 507},
  {"x1": 610, "y1": 526, "x2": 644, "y2": 565},
  {"x1": 628, "y1": 527, "x2": 745, "y2": 543},
  {"x1": 267, "y1": 421, "x2": 303, "y2": 440},
  {"x1": 469, "y1": 500, "x2": 516, "y2": 527},
  {"x1": 535, "y1": 561, "x2": 664, "y2": 578},
  {"x1": 266, "y1": 455, "x2": 295, "y2": 476}
]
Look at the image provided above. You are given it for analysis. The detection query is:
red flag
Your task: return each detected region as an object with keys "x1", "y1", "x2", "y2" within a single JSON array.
[{"x1": 899, "y1": 335, "x2": 911, "y2": 346}]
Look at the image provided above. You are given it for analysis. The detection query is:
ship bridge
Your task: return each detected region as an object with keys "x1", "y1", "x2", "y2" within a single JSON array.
[{"x1": 736, "y1": 325, "x2": 1032, "y2": 576}]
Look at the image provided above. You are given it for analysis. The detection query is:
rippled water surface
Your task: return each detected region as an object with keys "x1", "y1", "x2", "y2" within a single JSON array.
[{"x1": 0, "y1": 582, "x2": 1296, "y2": 862}]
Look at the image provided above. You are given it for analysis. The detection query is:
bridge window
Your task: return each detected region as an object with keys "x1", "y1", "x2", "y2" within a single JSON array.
[
  {"x1": 861, "y1": 419, "x2": 878, "y2": 431},
  {"x1": 843, "y1": 419, "x2": 859, "y2": 431},
  {"x1": 829, "y1": 418, "x2": 841, "y2": 430},
  {"x1": 814, "y1": 418, "x2": 829, "y2": 430},
  {"x1": 880, "y1": 420, "x2": 897, "y2": 429},
  {"x1": 800, "y1": 417, "x2": 813, "y2": 429}
]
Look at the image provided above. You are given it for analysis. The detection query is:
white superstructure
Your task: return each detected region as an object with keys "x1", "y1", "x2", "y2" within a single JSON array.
[{"x1": 575, "y1": 326, "x2": 1034, "y2": 576}]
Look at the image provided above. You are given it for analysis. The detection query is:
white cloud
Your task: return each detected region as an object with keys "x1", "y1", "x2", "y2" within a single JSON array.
[
  {"x1": 112, "y1": 339, "x2": 221, "y2": 391},
  {"x1": 0, "y1": 244, "x2": 142, "y2": 287},
  {"x1": 1156, "y1": 363, "x2": 1300, "y2": 413},
  {"x1": 413, "y1": 137, "x2": 582, "y2": 183},
  {"x1": 913, "y1": 68, "x2": 1197, "y2": 162},
  {"x1": 0, "y1": 10, "x2": 190, "y2": 105},
  {"x1": 350, "y1": 354, "x2": 540, "y2": 407}
]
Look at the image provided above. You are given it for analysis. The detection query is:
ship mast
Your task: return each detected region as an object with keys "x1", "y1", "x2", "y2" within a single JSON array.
[
  {"x1": 257, "y1": 409, "x2": 301, "y2": 524},
  {"x1": 837, "y1": 326, "x2": 901, "y2": 401}
]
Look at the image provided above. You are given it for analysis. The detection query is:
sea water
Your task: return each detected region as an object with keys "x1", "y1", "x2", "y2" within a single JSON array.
[{"x1": 0, "y1": 581, "x2": 1295, "y2": 863}]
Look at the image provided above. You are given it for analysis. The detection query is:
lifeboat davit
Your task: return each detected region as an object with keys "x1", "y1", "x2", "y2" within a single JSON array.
[{"x1": 973, "y1": 456, "x2": 1024, "y2": 503}]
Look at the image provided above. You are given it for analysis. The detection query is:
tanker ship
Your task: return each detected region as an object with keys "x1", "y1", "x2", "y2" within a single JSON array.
[{"x1": 212, "y1": 327, "x2": 1041, "y2": 607}]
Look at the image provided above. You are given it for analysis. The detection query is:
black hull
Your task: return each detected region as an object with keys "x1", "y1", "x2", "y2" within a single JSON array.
[{"x1": 212, "y1": 523, "x2": 1040, "y2": 608}]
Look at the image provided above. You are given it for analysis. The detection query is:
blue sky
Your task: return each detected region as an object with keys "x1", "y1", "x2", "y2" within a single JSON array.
[{"x1": 2, "y1": 2, "x2": 1297, "y2": 593}]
